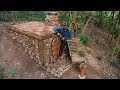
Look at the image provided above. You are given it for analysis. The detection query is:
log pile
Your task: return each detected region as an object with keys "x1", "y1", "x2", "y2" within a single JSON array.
[
  {"x1": 3, "y1": 22, "x2": 55, "y2": 67},
  {"x1": 45, "y1": 11, "x2": 59, "y2": 27}
]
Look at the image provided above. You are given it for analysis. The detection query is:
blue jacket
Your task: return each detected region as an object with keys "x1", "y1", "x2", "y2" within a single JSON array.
[{"x1": 54, "y1": 27, "x2": 72, "y2": 40}]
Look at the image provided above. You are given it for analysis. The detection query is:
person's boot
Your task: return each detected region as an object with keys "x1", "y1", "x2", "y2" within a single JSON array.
[
  {"x1": 55, "y1": 54, "x2": 61, "y2": 60},
  {"x1": 65, "y1": 56, "x2": 72, "y2": 64}
]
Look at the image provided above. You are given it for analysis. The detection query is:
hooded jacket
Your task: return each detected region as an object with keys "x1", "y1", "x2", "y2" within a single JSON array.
[{"x1": 54, "y1": 27, "x2": 72, "y2": 40}]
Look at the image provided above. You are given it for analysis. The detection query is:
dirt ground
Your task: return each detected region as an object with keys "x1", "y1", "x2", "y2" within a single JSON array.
[{"x1": 0, "y1": 23, "x2": 118, "y2": 79}]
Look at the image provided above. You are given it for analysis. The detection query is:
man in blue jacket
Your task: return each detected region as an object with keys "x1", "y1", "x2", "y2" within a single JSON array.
[{"x1": 54, "y1": 22, "x2": 72, "y2": 62}]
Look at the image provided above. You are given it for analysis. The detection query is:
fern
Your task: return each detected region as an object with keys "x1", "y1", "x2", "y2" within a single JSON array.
[
  {"x1": 0, "y1": 66, "x2": 16, "y2": 79},
  {"x1": 80, "y1": 35, "x2": 89, "y2": 45}
]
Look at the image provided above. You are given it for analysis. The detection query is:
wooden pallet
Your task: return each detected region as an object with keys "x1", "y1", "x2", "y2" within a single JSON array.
[
  {"x1": 67, "y1": 38, "x2": 79, "y2": 55},
  {"x1": 46, "y1": 38, "x2": 80, "y2": 78}
]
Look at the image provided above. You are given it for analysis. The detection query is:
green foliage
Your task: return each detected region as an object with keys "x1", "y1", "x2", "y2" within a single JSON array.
[
  {"x1": 117, "y1": 73, "x2": 120, "y2": 79},
  {"x1": 93, "y1": 11, "x2": 119, "y2": 30},
  {"x1": 113, "y1": 42, "x2": 120, "y2": 53},
  {"x1": 76, "y1": 15, "x2": 82, "y2": 32},
  {"x1": 0, "y1": 66, "x2": 7, "y2": 79},
  {"x1": 113, "y1": 42, "x2": 120, "y2": 60},
  {"x1": 78, "y1": 50, "x2": 85, "y2": 57},
  {"x1": 59, "y1": 11, "x2": 83, "y2": 31},
  {"x1": 76, "y1": 15, "x2": 81, "y2": 23},
  {"x1": 10, "y1": 68, "x2": 16, "y2": 79},
  {"x1": 58, "y1": 12, "x2": 70, "y2": 26},
  {"x1": 0, "y1": 11, "x2": 47, "y2": 22},
  {"x1": 117, "y1": 24, "x2": 120, "y2": 29},
  {"x1": 0, "y1": 17, "x2": 8, "y2": 22},
  {"x1": 0, "y1": 66, "x2": 16, "y2": 79},
  {"x1": 80, "y1": 35, "x2": 89, "y2": 45},
  {"x1": 110, "y1": 61, "x2": 120, "y2": 67}
]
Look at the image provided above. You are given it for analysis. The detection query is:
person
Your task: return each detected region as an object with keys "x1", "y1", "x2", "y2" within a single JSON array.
[{"x1": 53, "y1": 22, "x2": 72, "y2": 63}]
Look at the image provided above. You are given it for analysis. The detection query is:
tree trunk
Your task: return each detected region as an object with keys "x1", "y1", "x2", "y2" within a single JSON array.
[
  {"x1": 72, "y1": 11, "x2": 78, "y2": 37},
  {"x1": 110, "y1": 11, "x2": 120, "y2": 61},
  {"x1": 81, "y1": 11, "x2": 86, "y2": 31},
  {"x1": 69, "y1": 11, "x2": 74, "y2": 37},
  {"x1": 98, "y1": 11, "x2": 103, "y2": 28},
  {"x1": 109, "y1": 11, "x2": 120, "y2": 45},
  {"x1": 11, "y1": 11, "x2": 15, "y2": 22},
  {"x1": 73, "y1": 11, "x2": 78, "y2": 23},
  {"x1": 107, "y1": 11, "x2": 115, "y2": 44},
  {"x1": 81, "y1": 12, "x2": 94, "y2": 36}
]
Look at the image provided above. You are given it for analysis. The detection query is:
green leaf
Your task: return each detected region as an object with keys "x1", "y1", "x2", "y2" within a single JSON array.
[
  {"x1": 118, "y1": 24, "x2": 120, "y2": 29},
  {"x1": 80, "y1": 35, "x2": 89, "y2": 45},
  {"x1": 115, "y1": 45, "x2": 120, "y2": 53},
  {"x1": 11, "y1": 73, "x2": 16, "y2": 79},
  {"x1": 10, "y1": 67, "x2": 16, "y2": 73},
  {"x1": 76, "y1": 15, "x2": 81, "y2": 23},
  {"x1": 107, "y1": 12, "x2": 112, "y2": 17},
  {"x1": 113, "y1": 43, "x2": 120, "y2": 53},
  {"x1": 10, "y1": 67, "x2": 16, "y2": 79},
  {"x1": 0, "y1": 66, "x2": 7, "y2": 73},
  {"x1": 78, "y1": 50, "x2": 85, "y2": 57}
]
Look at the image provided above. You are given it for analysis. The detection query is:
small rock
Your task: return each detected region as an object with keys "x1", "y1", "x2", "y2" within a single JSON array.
[{"x1": 12, "y1": 37, "x2": 16, "y2": 39}]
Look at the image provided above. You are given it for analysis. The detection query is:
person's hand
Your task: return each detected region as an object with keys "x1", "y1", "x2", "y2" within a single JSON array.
[
  {"x1": 62, "y1": 37, "x2": 66, "y2": 41},
  {"x1": 56, "y1": 33, "x2": 62, "y2": 38},
  {"x1": 54, "y1": 32, "x2": 58, "y2": 35},
  {"x1": 57, "y1": 33, "x2": 61, "y2": 36}
]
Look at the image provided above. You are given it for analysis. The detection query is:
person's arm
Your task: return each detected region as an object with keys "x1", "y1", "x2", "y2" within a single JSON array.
[
  {"x1": 64, "y1": 31, "x2": 72, "y2": 40},
  {"x1": 53, "y1": 27, "x2": 61, "y2": 33}
]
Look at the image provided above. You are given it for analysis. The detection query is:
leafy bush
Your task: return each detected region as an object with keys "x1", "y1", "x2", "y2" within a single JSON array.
[
  {"x1": 0, "y1": 66, "x2": 16, "y2": 79},
  {"x1": 117, "y1": 73, "x2": 120, "y2": 79},
  {"x1": 78, "y1": 50, "x2": 85, "y2": 57},
  {"x1": 0, "y1": 17, "x2": 9, "y2": 22},
  {"x1": 80, "y1": 35, "x2": 89, "y2": 45},
  {"x1": 10, "y1": 68, "x2": 17, "y2": 79},
  {"x1": 113, "y1": 43, "x2": 120, "y2": 53},
  {"x1": 0, "y1": 11, "x2": 47, "y2": 22},
  {"x1": 0, "y1": 66, "x2": 7, "y2": 79},
  {"x1": 110, "y1": 61, "x2": 120, "y2": 67},
  {"x1": 113, "y1": 42, "x2": 120, "y2": 60}
]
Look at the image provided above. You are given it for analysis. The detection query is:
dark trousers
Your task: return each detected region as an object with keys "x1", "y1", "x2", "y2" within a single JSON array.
[{"x1": 58, "y1": 39, "x2": 71, "y2": 58}]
